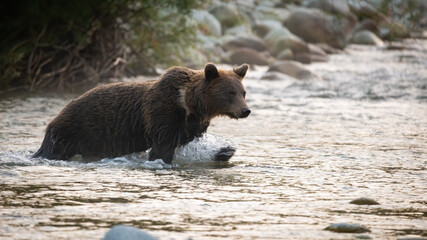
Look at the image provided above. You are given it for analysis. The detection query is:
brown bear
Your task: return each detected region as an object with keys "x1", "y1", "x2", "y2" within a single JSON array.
[{"x1": 33, "y1": 63, "x2": 250, "y2": 164}]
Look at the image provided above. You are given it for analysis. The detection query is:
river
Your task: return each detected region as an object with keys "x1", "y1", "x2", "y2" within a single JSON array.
[{"x1": 0, "y1": 39, "x2": 426, "y2": 239}]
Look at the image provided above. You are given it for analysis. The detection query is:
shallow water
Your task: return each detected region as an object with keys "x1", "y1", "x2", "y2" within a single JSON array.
[{"x1": 1, "y1": 40, "x2": 426, "y2": 239}]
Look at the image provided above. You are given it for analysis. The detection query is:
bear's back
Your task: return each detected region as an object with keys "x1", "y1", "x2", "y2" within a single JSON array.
[{"x1": 46, "y1": 81, "x2": 153, "y2": 159}]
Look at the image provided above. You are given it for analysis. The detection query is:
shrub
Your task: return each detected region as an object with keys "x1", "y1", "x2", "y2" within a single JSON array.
[{"x1": 0, "y1": 0, "x2": 199, "y2": 91}]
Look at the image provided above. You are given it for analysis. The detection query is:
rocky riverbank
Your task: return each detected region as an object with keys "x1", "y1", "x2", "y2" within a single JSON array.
[{"x1": 184, "y1": 0, "x2": 426, "y2": 79}]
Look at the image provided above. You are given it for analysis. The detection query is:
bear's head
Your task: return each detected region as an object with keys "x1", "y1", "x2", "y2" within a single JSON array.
[{"x1": 204, "y1": 63, "x2": 251, "y2": 120}]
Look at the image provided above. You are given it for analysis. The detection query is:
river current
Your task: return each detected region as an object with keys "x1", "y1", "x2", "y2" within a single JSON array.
[{"x1": 0, "y1": 40, "x2": 426, "y2": 239}]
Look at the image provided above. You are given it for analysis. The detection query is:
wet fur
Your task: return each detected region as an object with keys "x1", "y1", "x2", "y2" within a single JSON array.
[{"x1": 33, "y1": 64, "x2": 249, "y2": 164}]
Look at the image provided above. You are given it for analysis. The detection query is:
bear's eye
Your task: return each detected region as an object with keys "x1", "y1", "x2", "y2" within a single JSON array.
[{"x1": 229, "y1": 91, "x2": 236, "y2": 96}]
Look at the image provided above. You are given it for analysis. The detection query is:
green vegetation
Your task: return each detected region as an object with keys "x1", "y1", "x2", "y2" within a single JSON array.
[{"x1": 0, "y1": 0, "x2": 200, "y2": 91}]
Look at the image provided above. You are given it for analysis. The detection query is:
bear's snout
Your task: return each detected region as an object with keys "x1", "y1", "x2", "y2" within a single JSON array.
[{"x1": 241, "y1": 108, "x2": 251, "y2": 118}]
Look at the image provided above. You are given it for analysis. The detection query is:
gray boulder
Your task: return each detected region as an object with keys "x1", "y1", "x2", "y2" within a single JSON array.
[
  {"x1": 308, "y1": 44, "x2": 329, "y2": 62},
  {"x1": 261, "y1": 71, "x2": 296, "y2": 81},
  {"x1": 179, "y1": 45, "x2": 209, "y2": 69},
  {"x1": 291, "y1": 44, "x2": 330, "y2": 63},
  {"x1": 223, "y1": 36, "x2": 267, "y2": 52},
  {"x1": 253, "y1": 20, "x2": 283, "y2": 38},
  {"x1": 210, "y1": 3, "x2": 242, "y2": 31},
  {"x1": 284, "y1": 8, "x2": 356, "y2": 49},
  {"x1": 268, "y1": 60, "x2": 320, "y2": 80},
  {"x1": 191, "y1": 10, "x2": 222, "y2": 37},
  {"x1": 352, "y1": 30, "x2": 384, "y2": 46},
  {"x1": 264, "y1": 27, "x2": 309, "y2": 57},
  {"x1": 292, "y1": 53, "x2": 312, "y2": 64},
  {"x1": 304, "y1": 0, "x2": 351, "y2": 16},
  {"x1": 349, "y1": 1, "x2": 380, "y2": 20},
  {"x1": 314, "y1": 43, "x2": 341, "y2": 54},
  {"x1": 253, "y1": 6, "x2": 291, "y2": 22},
  {"x1": 228, "y1": 48, "x2": 269, "y2": 66},
  {"x1": 224, "y1": 25, "x2": 252, "y2": 36},
  {"x1": 308, "y1": 43, "x2": 327, "y2": 57},
  {"x1": 277, "y1": 49, "x2": 293, "y2": 60}
]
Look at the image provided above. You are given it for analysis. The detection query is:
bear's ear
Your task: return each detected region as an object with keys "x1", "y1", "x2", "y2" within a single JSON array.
[
  {"x1": 233, "y1": 64, "x2": 249, "y2": 79},
  {"x1": 204, "y1": 63, "x2": 219, "y2": 82}
]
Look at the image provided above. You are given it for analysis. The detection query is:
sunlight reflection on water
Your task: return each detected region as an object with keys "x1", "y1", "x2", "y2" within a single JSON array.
[{"x1": 0, "y1": 40, "x2": 426, "y2": 239}]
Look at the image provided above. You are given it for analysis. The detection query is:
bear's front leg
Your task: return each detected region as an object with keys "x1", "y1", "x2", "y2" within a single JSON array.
[
  {"x1": 214, "y1": 146, "x2": 236, "y2": 161},
  {"x1": 148, "y1": 140, "x2": 176, "y2": 164}
]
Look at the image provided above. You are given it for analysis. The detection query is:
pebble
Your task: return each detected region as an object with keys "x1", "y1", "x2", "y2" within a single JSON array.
[
  {"x1": 350, "y1": 197, "x2": 380, "y2": 205},
  {"x1": 324, "y1": 223, "x2": 370, "y2": 233},
  {"x1": 103, "y1": 225, "x2": 157, "y2": 240},
  {"x1": 354, "y1": 235, "x2": 373, "y2": 239}
]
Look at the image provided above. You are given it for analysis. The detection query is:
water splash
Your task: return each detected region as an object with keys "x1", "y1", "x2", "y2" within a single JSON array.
[
  {"x1": 0, "y1": 134, "x2": 234, "y2": 170},
  {"x1": 174, "y1": 134, "x2": 234, "y2": 164}
]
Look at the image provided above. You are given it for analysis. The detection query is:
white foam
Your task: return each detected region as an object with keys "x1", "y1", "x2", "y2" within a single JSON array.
[
  {"x1": 1, "y1": 134, "x2": 234, "y2": 169},
  {"x1": 173, "y1": 134, "x2": 234, "y2": 164},
  {"x1": 142, "y1": 159, "x2": 171, "y2": 170}
]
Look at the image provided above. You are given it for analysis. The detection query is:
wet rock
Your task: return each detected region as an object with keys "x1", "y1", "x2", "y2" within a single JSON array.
[
  {"x1": 268, "y1": 60, "x2": 320, "y2": 80},
  {"x1": 304, "y1": 0, "x2": 351, "y2": 17},
  {"x1": 261, "y1": 71, "x2": 296, "y2": 81},
  {"x1": 191, "y1": 10, "x2": 222, "y2": 37},
  {"x1": 228, "y1": 48, "x2": 269, "y2": 66},
  {"x1": 350, "y1": 197, "x2": 380, "y2": 205},
  {"x1": 264, "y1": 27, "x2": 309, "y2": 57},
  {"x1": 253, "y1": 20, "x2": 283, "y2": 38},
  {"x1": 352, "y1": 30, "x2": 384, "y2": 46},
  {"x1": 223, "y1": 36, "x2": 267, "y2": 52},
  {"x1": 354, "y1": 235, "x2": 373, "y2": 239},
  {"x1": 284, "y1": 8, "x2": 356, "y2": 49},
  {"x1": 210, "y1": 3, "x2": 242, "y2": 31},
  {"x1": 103, "y1": 225, "x2": 157, "y2": 240},
  {"x1": 324, "y1": 223, "x2": 370, "y2": 233}
]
